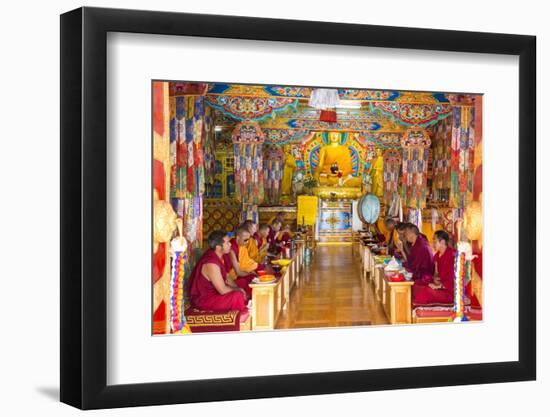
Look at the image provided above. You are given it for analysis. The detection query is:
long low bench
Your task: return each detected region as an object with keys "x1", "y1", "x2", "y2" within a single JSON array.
[{"x1": 249, "y1": 241, "x2": 305, "y2": 331}]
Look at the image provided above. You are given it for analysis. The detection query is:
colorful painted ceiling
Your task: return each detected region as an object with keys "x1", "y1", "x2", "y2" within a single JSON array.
[{"x1": 169, "y1": 82, "x2": 478, "y2": 147}]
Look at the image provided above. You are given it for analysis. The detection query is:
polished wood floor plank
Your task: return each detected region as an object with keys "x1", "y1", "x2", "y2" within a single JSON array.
[{"x1": 276, "y1": 245, "x2": 389, "y2": 329}]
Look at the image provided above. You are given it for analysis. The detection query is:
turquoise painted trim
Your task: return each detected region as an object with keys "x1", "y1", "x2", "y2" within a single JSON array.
[{"x1": 205, "y1": 98, "x2": 299, "y2": 122}]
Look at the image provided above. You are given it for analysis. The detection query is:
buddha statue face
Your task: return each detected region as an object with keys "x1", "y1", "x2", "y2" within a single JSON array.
[{"x1": 328, "y1": 131, "x2": 341, "y2": 144}]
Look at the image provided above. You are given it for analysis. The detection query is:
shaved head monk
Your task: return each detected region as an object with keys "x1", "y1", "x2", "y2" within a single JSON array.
[
  {"x1": 413, "y1": 230, "x2": 456, "y2": 305},
  {"x1": 268, "y1": 211, "x2": 286, "y2": 226},
  {"x1": 187, "y1": 230, "x2": 247, "y2": 313},
  {"x1": 267, "y1": 219, "x2": 282, "y2": 252},
  {"x1": 402, "y1": 223, "x2": 434, "y2": 284},
  {"x1": 394, "y1": 222, "x2": 411, "y2": 259},
  {"x1": 256, "y1": 224, "x2": 270, "y2": 261},
  {"x1": 242, "y1": 220, "x2": 261, "y2": 263},
  {"x1": 224, "y1": 225, "x2": 259, "y2": 299}
]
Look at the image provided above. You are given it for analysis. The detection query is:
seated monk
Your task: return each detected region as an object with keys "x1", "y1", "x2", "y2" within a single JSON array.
[
  {"x1": 267, "y1": 211, "x2": 285, "y2": 227},
  {"x1": 267, "y1": 219, "x2": 283, "y2": 253},
  {"x1": 224, "y1": 225, "x2": 259, "y2": 299},
  {"x1": 187, "y1": 230, "x2": 248, "y2": 313},
  {"x1": 242, "y1": 220, "x2": 260, "y2": 263},
  {"x1": 277, "y1": 224, "x2": 293, "y2": 245},
  {"x1": 256, "y1": 224, "x2": 271, "y2": 262},
  {"x1": 401, "y1": 223, "x2": 434, "y2": 283},
  {"x1": 370, "y1": 222, "x2": 386, "y2": 244},
  {"x1": 413, "y1": 230, "x2": 456, "y2": 305},
  {"x1": 274, "y1": 224, "x2": 293, "y2": 255},
  {"x1": 383, "y1": 218, "x2": 399, "y2": 255},
  {"x1": 393, "y1": 222, "x2": 411, "y2": 260}
]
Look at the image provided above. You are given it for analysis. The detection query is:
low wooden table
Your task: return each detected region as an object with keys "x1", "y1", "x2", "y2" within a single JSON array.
[
  {"x1": 249, "y1": 253, "x2": 300, "y2": 331},
  {"x1": 374, "y1": 264, "x2": 414, "y2": 325}
]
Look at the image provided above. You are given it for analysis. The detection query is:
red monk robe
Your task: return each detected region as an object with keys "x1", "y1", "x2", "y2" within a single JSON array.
[
  {"x1": 188, "y1": 249, "x2": 247, "y2": 313},
  {"x1": 404, "y1": 235, "x2": 435, "y2": 284},
  {"x1": 413, "y1": 247, "x2": 455, "y2": 306},
  {"x1": 267, "y1": 226, "x2": 278, "y2": 249},
  {"x1": 223, "y1": 239, "x2": 256, "y2": 299}
]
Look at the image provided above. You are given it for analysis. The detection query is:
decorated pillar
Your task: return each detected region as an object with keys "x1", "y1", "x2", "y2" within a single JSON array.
[
  {"x1": 382, "y1": 149, "x2": 401, "y2": 214},
  {"x1": 401, "y1": 126, "x2": 431, "y2": 210},
  {"x1": 264, "y1": 145, "x2": 284, "y2": 205},
  {"x1": 167, "y1": 82, "x2": 208, "y2": 334},
  {"x1": 152, "y1": 81, "x2": 173, "y2": 335},
  {"x1": 448, "y1": 95, "x2": 476, "y2": 211},
  {"x1": 232, "y1": 121, "x2": 265, "y2": 223},
  {"x1": 431, "y1": 115, "x2": 453, "y2": 203}
]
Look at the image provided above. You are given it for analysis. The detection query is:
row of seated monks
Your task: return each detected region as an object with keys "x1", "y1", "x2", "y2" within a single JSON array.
[
  {"x1": 379, "y1": 219, "x2": 456, "y2": 306},
  {"x1": 187, "y1": 213, "x2": 293, "y2": 314}
]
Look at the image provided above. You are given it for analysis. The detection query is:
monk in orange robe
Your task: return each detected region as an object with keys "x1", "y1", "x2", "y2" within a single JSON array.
[
  {"x1": 412, "y1": 230, "x2": 455, "y2": 305},
  {"x1": 256, "y1": 224, "x2": 270, "y2": 261},
  {"x1": 242, "y1": 220, "x2": 262, "y2": 263},
  {"x1": 223, "y1": 226, "x2": 258, "y2": 299},
  {"x1": 188, "y1": 230, "x2": 247, "y2": 313},
  {"x1": 383, "y1": 218, "x2": 399, "y2": 255}
]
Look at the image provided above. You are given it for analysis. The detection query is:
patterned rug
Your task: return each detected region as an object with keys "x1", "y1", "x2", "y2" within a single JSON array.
[{"x1": 185, "y1": 308, "x2": 242, "y2": 332}]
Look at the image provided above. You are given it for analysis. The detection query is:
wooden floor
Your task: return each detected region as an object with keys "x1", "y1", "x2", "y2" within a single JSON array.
[{"x1": 276, "y1": 245, "x2": 389, "y2": 329}]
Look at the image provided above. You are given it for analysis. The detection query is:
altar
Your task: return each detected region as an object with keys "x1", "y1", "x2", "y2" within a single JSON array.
[{"x1": 317, "y1": 200, "x2": 354, "y2": 244}]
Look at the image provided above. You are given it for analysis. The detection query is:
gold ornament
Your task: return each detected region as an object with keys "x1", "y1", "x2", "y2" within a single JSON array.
[
  {"x1": 154, "y1": 200, "x2": 177, "y2": 243},
  {"x1": 464, "y1": 200, "x2": 482, "y2": 243}
]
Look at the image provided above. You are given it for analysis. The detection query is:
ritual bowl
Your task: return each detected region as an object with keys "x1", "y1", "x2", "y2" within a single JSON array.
[
  {"x1": 271, "y1": 264, "x2": 282, "y2": 272},
  {"x1": 259, "y1": 274, "x2": 275, "y2": 283},
  {"x1": 256, "y1": 270, "x2": 268, "y2": 276},
  {"x1": 272, "y1": 259, "x2": 291, "y2": 267}
]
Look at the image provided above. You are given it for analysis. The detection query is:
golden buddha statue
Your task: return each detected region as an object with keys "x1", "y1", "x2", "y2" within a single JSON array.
[
  {"x1": 369, "y1": 148, "x2": 384, "y2": 197},
  {"x1": 314, "y1": 131, "x2": 362, "y2": 188},
  {"x1": 281, "y1": 145, "x2": 297, "y2": 198}
]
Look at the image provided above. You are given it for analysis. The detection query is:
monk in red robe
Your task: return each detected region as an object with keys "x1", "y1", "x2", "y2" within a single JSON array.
[
  {"x1": 402, "y1": 224, "x2": 434, "y2": 284},
  {"x1": 223, "y1": 226, "x2": 258, "y2": 299},
  {"x1": 413, "y1": 230, "x2": 456, "y2": 305},
  {"x1": 267, "y1": 219, "x2": 282, "y2": 253},
  {"x1": 188, "y1": 230, "x2": 248, "y2": 313}
]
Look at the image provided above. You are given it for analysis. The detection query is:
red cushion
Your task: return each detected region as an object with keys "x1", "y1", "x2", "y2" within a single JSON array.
[{"x1": 466, "y1": 307, "x2": 483, "y2": 321}]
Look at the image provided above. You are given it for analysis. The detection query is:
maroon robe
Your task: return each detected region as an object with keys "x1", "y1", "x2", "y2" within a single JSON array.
[
  {"x1": 404, "y1": 235, "x2": 435, "y2": 283},
  {"x1": 253, "y1": 232, "x2": 263, "y2": 247},
  {"x1": 413, "y1": 247, "x2": 455, "y2": 306},
  {"x1": 188, "y1": 249, "x2": 247, "y2": 313},
  {"x1": 267, "y1": 226, "x2": 277, "y2": 248}
]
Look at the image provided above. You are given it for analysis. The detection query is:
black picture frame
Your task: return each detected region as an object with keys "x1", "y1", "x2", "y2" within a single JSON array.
[{"x1": 60, "y1": 6, "x2": 536, "y2": 410}]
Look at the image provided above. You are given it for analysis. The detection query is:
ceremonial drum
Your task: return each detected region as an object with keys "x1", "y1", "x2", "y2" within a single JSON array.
[{"x1": 357, "y1": 194, "x2": 380, "y2": 224}]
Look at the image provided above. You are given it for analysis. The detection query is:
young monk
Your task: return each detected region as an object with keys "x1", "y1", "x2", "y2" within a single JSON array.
[
  {"x1": 224, "y1": 226, "x2": 258, "y2": 299},
  {"x1": 267, "y1": 219, "x2": 283, "y2": 252},
  {"x1": 394, "y1": 222, "x2": 411, "y2": 260},
  {"x1": 242, "y1": 220, "x2": 260, "y2": 262},
  {"x1": 187, "y1": 230, "x2": 248, "y2": 313},
  {"x1": 402, "y1": 223, "x2": 434, "y2": 283},
  {"x1": 256, "y1": 224, "x2": 271, "y2": 261},
  {"x1": 412, "y1": 230, "x2": 456, "y2": 305},
  {"x1": 383, "y1": 218, "x2": 399, "y2": 255},
  {"x1": 268, "y1": 211, "x2": 285, "y2": 226},
  {"x1": 277, "y1": 224, "x2": 293, "y2": 245}
]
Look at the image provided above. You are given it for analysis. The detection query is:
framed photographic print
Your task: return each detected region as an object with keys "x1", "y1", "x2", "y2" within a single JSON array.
[{"x1": 60, "y1": 6, "x2": 536, "y2": 410}]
